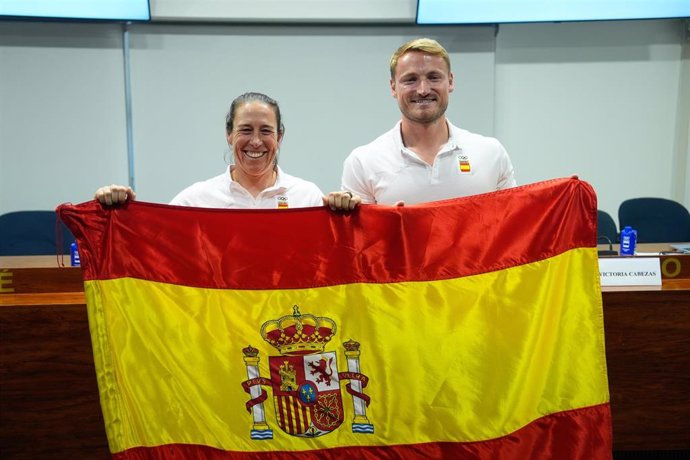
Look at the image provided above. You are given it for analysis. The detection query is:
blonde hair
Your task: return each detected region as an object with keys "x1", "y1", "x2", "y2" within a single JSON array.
[{"x1": 389, "y1": 38, "x2": 451, "y2": 79}]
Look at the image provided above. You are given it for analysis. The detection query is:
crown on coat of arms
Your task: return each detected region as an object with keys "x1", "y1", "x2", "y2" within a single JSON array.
[{"x1": 260, "y1": 305, "x2": 336, "y2": 356}]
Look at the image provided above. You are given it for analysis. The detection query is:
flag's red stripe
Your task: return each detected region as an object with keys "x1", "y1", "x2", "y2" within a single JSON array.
[
  {"x1": 111, "y1": 403, "x2": 611, "y2": 460},
  {"x1": 276, "y1": 397, "x2": 287, "y2": 434},
  {"x1": 300, "y1": 404, "x2": 309, "y2": 435},
  {"x1": 280, "y1": 397, "x2": 290, "y2": 434},
  {"x1": 290, "y1": 398, "x2": 300, "y2": 434},
  {"x1": 58, "y1": 178, "x2": 596, "y2": 289}
]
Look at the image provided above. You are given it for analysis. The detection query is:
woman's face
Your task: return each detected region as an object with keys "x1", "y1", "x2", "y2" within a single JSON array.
[{"x1": 228, "y1": 101, "x2": 282, "y2": 179}]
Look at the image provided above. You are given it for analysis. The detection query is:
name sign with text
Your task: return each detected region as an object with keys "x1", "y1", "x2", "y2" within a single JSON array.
[{"x1": 598, "y1": 257, "x2": 662, "y2": 286}]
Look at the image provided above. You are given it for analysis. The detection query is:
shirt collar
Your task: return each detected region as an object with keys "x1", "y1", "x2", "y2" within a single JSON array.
[
  {"x1": 394, "y1": 119, "x2": 460, "y2": 159},
  {"x1": 227, "y1": 165, "x2": 289, "y2": 194}
]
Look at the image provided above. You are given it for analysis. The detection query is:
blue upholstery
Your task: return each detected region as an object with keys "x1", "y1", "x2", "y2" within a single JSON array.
[
  {"x1": 597, "y1": 210, "x2": 618, "y2": 244},
  {"x1": 0, "y1": 211, "x2": 75, "y2": 255},
  {"x1": 618, "y1": 198, "x2": 690, "y2": 243}
]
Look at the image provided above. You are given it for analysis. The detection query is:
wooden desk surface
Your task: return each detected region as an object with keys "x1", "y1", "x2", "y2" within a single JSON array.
[
  {"x1": 1, "y1": 255, "x2": 689, "y2": 457},
  {"x1": 0, "y1": 256, "x2": 83, "y2": 297},
  {"x1": 0, "y1": 255, "x2": 71, "y2": 269},
  {"x1": 596, "y1": 242, "x2": 689, "y2": 254}
]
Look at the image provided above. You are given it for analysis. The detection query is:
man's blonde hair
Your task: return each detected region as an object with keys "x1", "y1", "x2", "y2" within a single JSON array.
[{"x1": 389, "y1": 38, "x2": 451, "y2": 79}]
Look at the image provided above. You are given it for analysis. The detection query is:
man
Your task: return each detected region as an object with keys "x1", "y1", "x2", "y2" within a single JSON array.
[{"x1": 341, "y1": 38, "x2": 516, "y2": 205}]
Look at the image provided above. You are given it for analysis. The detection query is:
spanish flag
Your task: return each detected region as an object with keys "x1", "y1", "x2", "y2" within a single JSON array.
[{"x1": 57, "y1": 177, "x2": 612, "y2": 459}]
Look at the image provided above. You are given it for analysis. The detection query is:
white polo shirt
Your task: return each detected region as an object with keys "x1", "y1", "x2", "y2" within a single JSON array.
[
  {"x1": 342, "y1": 120, "x2": 516, "y2": 205},
  {"x1": 169, "y1": 166, "x2": 324, "y2": 209}
]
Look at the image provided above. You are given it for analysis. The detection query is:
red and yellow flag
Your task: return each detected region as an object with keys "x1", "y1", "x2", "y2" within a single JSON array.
[{"x1": 58, "y1": 177, "x2": 612, "y2": 459}]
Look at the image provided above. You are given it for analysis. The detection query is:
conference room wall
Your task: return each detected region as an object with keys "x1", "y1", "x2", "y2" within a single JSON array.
[
  {"x1": 494, "y1": 19, "x2": 688, "y2": 224},
  {"x1": 0, "y1": 22, "x2": 130, "y2": 215},
  {"x1": 0, "y1": 19, "x2": 687, "y2": 225}
]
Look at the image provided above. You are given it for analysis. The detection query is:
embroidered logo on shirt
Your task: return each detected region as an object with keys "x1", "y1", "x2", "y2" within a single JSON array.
[
  {"x1": 277, "y1": 196, "x2": 289, "y2": 209},
  {"x1": 457, "y1": 152, "x2": 471, "y2": 173}
]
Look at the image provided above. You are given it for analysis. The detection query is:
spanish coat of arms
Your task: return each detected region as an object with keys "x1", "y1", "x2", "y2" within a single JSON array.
[{"x1": 241, "y1": 306, "x2": 373, "y2": 439}]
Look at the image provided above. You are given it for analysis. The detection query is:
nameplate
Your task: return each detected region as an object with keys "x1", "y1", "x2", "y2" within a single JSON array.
[{"x1": 598, "y1": 257, "x2": 662, "y2": 286}]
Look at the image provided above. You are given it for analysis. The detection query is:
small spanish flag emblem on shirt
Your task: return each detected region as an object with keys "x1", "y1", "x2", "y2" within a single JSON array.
[
  {"x1": 277, "y1": 196, "x2": 289, "y2": 209},
  {"x1": 457, "y1": 151, "x2": 472, "y2": 173},
  {"x1": 458, "y1": 153, "x2": 471, "y2": 173}
]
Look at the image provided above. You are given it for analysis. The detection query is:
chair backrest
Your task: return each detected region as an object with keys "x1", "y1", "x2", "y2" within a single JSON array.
[
  {"x1": 597, "y1": 210, "x2": 618, "y2": 244},
  {"x1": 618, "y1": 198, "x2": 690, "y2": 243},
  {"x1": 0, "y1": 211, "x2": 75, "y2": 255}
]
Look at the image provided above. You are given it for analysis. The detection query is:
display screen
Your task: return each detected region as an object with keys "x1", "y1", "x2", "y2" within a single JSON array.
[
  {"x1": 0, "y1": 0, "x2": 150, "y2": 21},
  {"x1": 417, "y1": 0, "x2": 690, "y2": 25}
]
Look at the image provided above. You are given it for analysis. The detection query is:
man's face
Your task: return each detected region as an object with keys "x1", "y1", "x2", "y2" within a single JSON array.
[
  {"x1": 390, "y1": 51, "x2": 454, "y2": 125},
  {"x1": 227, "y1": 101, "x2": 282, "y2": 179}
]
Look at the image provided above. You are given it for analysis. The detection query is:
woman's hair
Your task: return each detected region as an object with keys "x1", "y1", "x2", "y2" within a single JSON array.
[{"x1": 225, "y1": 92, "x2": 284, "y2": 135}]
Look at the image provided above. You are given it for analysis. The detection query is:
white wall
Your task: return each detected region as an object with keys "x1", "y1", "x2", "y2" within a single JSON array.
[
  {"x1": 1, "y1": 15, "x2": 688, "y2": 228},
  {"x1": 494, "y1": 19, "x2": 688, "y2": 223},
  {"x1": 675, "y1": 28, "x2": 690, "y2": 207},
  {"x1": 0, "y1": 22, "x2": 130, "y2": 213}
]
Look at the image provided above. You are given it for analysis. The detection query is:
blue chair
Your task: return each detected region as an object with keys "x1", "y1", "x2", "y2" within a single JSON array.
[
  {"x1": 597, "y1": 210, "x2": 618, "y2": 244},
  {"x1": 618, "y1": 198, "x2": 690, "y2": 243},
  {"x1": 0, "y1": 211, "x2": 75, "y2": 255}
]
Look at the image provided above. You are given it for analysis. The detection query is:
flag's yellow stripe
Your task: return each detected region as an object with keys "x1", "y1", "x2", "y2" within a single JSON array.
[{"x1": 85, "y1": 247, "x2": 607, "y2": 453}]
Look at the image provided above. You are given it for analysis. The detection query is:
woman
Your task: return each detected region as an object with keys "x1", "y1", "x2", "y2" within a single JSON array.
[{"x1": 95, "y1": 92, "x2": 359, "y2": 211}]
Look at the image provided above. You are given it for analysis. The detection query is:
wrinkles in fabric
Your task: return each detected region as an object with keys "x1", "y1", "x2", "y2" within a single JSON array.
[
  {"x1": 58, "y1": 178, "x2": 597, "y2": 290},
  {"x1": 86, "y1": 248, "x2": 608, "y2": 455}
]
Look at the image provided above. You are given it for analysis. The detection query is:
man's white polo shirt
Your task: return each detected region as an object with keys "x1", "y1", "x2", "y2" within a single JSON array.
[{"x1": 342, "y1": 120, "x2": 516, "y2": 205}]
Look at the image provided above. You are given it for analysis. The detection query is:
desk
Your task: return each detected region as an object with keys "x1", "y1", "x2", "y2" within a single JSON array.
[
  {"x1": 0, "y1": 257, "x2": 107, "y2": 459},
  {"x1": 598, "y1": 244, "x2": 690, "y2": 451},
  {"x1": 1, "y1": 254, "x2": 689, "y2": 458}
]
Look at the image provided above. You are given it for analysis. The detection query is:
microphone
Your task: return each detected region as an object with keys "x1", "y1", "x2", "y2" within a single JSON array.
[{"x1": 597, "y1": 235, "x2": 617, "y2": 256}]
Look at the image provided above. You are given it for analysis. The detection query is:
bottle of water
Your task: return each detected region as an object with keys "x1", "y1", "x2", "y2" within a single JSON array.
[
  {"x1": 70, "y1": 242, "x2": 81, "y2": 266},
  {"x1": 619, "y1": 226, "x2": 637, "y2": 256}
]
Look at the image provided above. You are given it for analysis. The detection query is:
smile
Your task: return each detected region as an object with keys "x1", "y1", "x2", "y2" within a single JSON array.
[{"x1": 244, "y1": 151, "x2": 267, "y2": 159}]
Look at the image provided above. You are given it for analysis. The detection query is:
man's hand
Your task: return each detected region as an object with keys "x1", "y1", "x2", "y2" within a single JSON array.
[
  {"x1": 323, "y1": 191, "x2": 362, "y2": 211},
  {"x1": 94, "y1": 184, "x2": 136, "y2": 206}
]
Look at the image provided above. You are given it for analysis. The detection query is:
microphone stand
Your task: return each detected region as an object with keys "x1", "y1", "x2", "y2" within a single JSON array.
[{"x1": 597, "y1": 235, "x2": 618, "y2": 256}]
